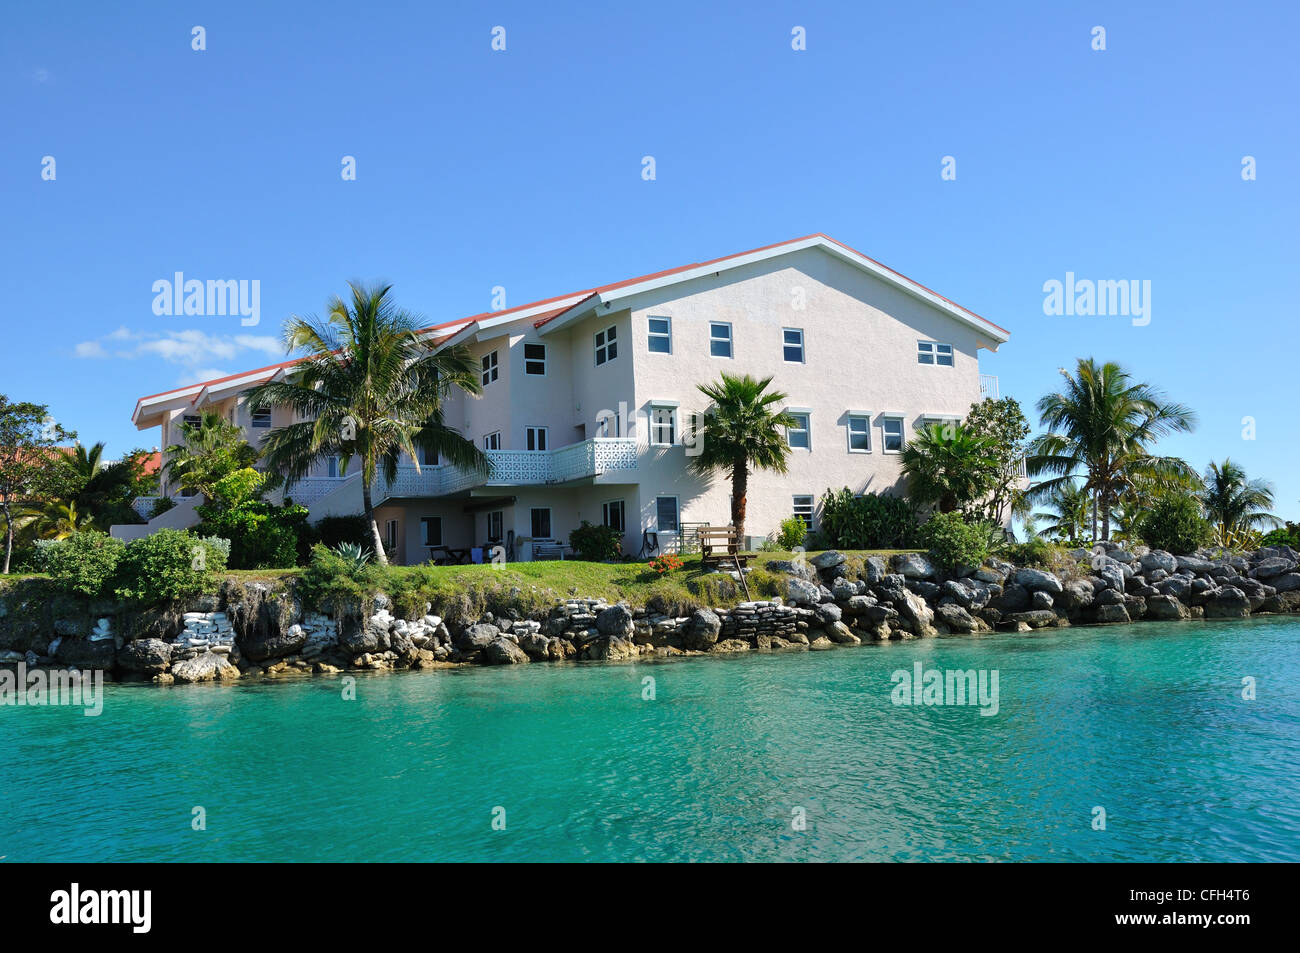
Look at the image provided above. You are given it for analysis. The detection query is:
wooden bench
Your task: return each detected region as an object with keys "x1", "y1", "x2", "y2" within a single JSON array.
[
  {"x1": 699, "y1": 525, "x2": 750, "y2": 570},
  {"x1": 532, "y1": 541, "x2": 568, "y2": 561}
]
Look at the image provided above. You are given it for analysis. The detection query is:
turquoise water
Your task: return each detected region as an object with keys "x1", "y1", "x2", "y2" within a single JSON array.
[{"x1": 2, "y1": 616, "x2": 1298, "y2": 862}]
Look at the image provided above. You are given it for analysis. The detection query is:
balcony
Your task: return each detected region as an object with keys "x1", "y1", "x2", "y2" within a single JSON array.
[
  {"x1": 979, "y1": 374, "x2": 999, "y2": 400},
  {"x1": 298, "y1": 437, "x2": 639, "y2": 509}
]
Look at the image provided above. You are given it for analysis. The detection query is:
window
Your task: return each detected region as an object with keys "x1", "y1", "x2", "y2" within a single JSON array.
[
  {"x1": 385, "y1": 519, "x2": 399, "y2": 550},
  {"x1": 524, "y1": 342, "x2": 546, "y2": 375},
  {"x1": 421, "y1": 516, "x2": 443, "y2": 547},
  {"x1": 595, "y1": 325, "x2": 618, "y2": 365},
  {"x1": 882, "y1": 417, "x2": 905, "y2": 453},
  {"x1": 603, "y1": 499, "x2": 626, "y2": 533},
  {"x1": 486, "y1": 510, "x2": 503, "y2": 542},
  {"x1": 530, "y1": 507, "x2": 552, "y2": 539},
  {"x1": 647, "y1": 316, "x2": 672, "y2": 354},
  {"x1": 251, "y1": 409, "x2": 272, "y2": 429},
  {"x1": 786, "y1": 412, "x2": 811, "y2": 450},
  {"x1": 649, "y1": 404, "x2": 677, "y2": 446},
  {"x1": 783, "y1": 328, "x2": 805, "y2": 363},
  {"x1": 483, "y1": 431, "x2": 502, "y2": 451},
  {"x1": 847, "y1": 415, "x2": 871, "y2": 453},
  {"x1": 326, "y1": 455, "x2": 340, "y2": 478},
  {"x1": 182, "y1": 414, "x2": 201, "y2": 428},
  {"x1": 596, "y1": 411, "x2": 622, "y2": 437},
  {"x1": 793, "y1": 495, "x2": 815, "y2": 528},
  {"x1": 709, "y1": 322, "x2": 733, "y2": 358},
  {"x1": 917, "y1": 341, "x2": 954, "y2": 366},
  {"x1": 920, "y1": 415, "x2": 960, "y2": 437},
  {"x1": 656, "y1": 496, "x2": 679, "y2": 533},
  {"x1": 419, "y1": 446, "x2": 439, "y2": 466},
  {"x1": 526, "y1": 426, "x2": 548, "y2": 452},
  {"x1": 481, "y1": 350, "x2": 499, "y2": 385}
]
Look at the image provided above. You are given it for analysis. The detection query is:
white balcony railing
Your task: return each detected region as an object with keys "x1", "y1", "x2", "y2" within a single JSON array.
[
  {"x1": 979, "y1": 374, "x2": 999, "y2": 400},
  {"x1": 306, "y1": 436, "x2": 639, "y2": 505}
]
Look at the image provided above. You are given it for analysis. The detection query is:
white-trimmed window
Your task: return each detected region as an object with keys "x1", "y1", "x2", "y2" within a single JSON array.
[
  {"x1": 524, "y1": 343, "x2": 546, "y2": 376},
  {"x1": 595, "y1": 325, "x2": 618, "y2": 365},
  {"x1": 421, "y1": 516, "x2": 443, "y2": 547},
  {"x1": 481, "y1": 349, "x2": 499, "y2": 385},
  {"x1": 603, "y1": 499, "x2": 626, "y2": 533},
  {"x1": 483, "y1": 431, "x2": 502, "y2": 451},
  {"x1": 486, "y1": 510, "x2": 503, "y2": 542},
  {"x1": 656, "y1": 496, "x2": 679, "y2": 533},
  {"x1": 786, "y1": 411, "x2": 811, "y2": 450},
  {"x1": 793, "y1": 495, "x2": 815, "y2": 528},
  {"x1": 917, "y1": 341, "x2": 954, "y2": 366},
  {"x1": 783, "y1": 328, "x2": 805, "y2": 363},
  {"x1": 882, "y1": 416, "x2": 905, "y2": 453},
  {"x1": 649, "y1": 403, "x2": 677, "y2": 446},
  {"x1": 920, "y1": 415, "x2": 960, "y2": 438},
  {"x1": 530, "y1": 507, "x2": 552, "y2": 540},
  {"x1": 596, "y1": 411, "x2": 622, "y2": 437},
  {"x1": 648, "y1": 316, "x2": 672, "y2": 354},
  {"x1": 847, "y1": 414, "x2": 871, "y2": 452},
  {"x1": 251, "y1": 410, "x2": 272, "y2": 429},
  {"x1": 709, "y1": 322, "x2": 733, "y2": 358},
  {"x1": 385, "y1": 519, "x2": 399, "y2": 550},
  {"x1": 526, "y1": 426, "x2": 548, "y2": 452},
  {"x1": 182, "y1": 413, "x2": 201, "y2": 429}
]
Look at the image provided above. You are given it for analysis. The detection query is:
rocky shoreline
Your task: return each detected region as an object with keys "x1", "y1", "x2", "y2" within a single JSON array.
[{"x1": 2, "y1": 543, "x2": 1298, "y2": 686}]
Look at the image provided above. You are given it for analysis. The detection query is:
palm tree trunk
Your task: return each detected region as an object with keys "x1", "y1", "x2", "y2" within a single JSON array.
[
  {"x1": 1100, "y1": 489, "x2": 1112, "y2": 542},
  {"x1": 2, "y1": 501, "x2": 12, "y2": 575},
  {"x1": 1090, "y1": 492, "x2": 1098, "y2": 542},
  {"x1": 732, "y1": 459, "x2": 749, "y2": 545},
  {"x1": 362, "y1": 482, "x2": 388, "y2": 566}
]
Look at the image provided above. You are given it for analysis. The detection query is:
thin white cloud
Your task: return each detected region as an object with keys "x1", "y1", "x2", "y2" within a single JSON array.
[
  {"x1": 74, "y1": 327, "x2": 285, "y2": 376},
  {"x1": 74, "y1": 340, "x2": 107, "y2": 358},
  {"x1": 32, "y1": 68, "x2": 50, "y2": 84}
]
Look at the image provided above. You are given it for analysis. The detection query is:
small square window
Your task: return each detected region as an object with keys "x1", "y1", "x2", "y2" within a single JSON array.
[
  {"x1": 793, "y1": 495, "x2": 815, "y2": 528},
  {"x1": 656, "y1": 496, "x2": 679, "y2": 533},
  {"x1": 936, "y1": 343, "x2": 954, "y2": 366},
  {"x1": 595, "y1": 325, "x2": 618, "y2": 365},
  {"x1": 524, "y1": 343, "x2": 546, "y2": 375},
  {"x1": 709, "y1": 322, "x2": 733, "y2": 358},
  {"x1": 882, "y1": 417, "x2": 905, "y2": 453},
  {"x1": 481, "y1": 350, "x2": 499, "y2": 385},
  {"x1": 250, "y1": 410, "x2": 271, "y2": 429},
  {"x1": 787, "y1": 412, "x2": 810, "y2": 449},
  {"x1": 847, "y1": 415, "x2": 871, "y2": 452},
  {"x1": 648, "y1": 316, "x2": 672, "y2": 354},
  {"x1": 918, "y1": 341, "x2": 954, "y2": 366},
  {"x1": 783, "y1": 328, "x2": 804, "y2": 363}
]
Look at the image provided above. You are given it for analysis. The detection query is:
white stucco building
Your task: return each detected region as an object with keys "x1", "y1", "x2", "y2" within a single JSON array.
[{"x1": 117, "y1": 234, "x2": 1010, "y2": 562}]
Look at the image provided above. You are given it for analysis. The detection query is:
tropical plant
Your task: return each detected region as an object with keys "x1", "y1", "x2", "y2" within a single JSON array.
[
  {"x1": 1027, "y1": 358, "x2": 1198, "y2": 541},
  {"x1": 687, "y1": 373, "x2": 795, "y2": 544},
  {"x1": 919, "y1": 512, "x2": 991, "y2": 570},
  {"x1": 163, "y1": 411, "x2": 259, "y2": 498},
  {"x1": 1028, "y1": 478, "x2": 1091, "y2": 542},
  {"x1": 900, "y1": 421, "x2": 1000, "y2": 515},
  {"x1": 41, "y1": 530, "x2": 126, "y2": 597},
  {"x1": 0, "y1": 395, "x2": 75, "y2": 573},
  {"x1": 963, "y1": 396, "x2": 1032, "y2": 524},
  {"x1": 331, "y1": 541, "x2": 373, "y2": 573},
  {"x1": 1199, "y1": 459, "x2": 1280, "y2": 538},
  {"x1": 648, "y1": 553, "x2": 684, "y2": 575},
  {"x1": 818, "y1": 488, "x2": 917, "y2": 549},
  {"x1": 568, "y1": 520, "x2": 622, "y2": 561},
  {"x1": 1137, "y1": 494, "x2": 1213, "y2": 555},
  {"x1": 246, "y1": 283, "x2": 484, "y2": 565},
  {"x1": 776, "y1": 515, "x2": 808, "y2": 550},
  {"x1": 1261, "y1": 522, "x2": 1300, "y2": 548},
  {"x1": 112, "y1": 529, "x2": 228, "y2": 603}
]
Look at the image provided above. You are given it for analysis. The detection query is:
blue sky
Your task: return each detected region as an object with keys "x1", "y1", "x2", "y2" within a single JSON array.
[{"x1": 3, "y1": 1, "x2": 1297, "y2": 519}]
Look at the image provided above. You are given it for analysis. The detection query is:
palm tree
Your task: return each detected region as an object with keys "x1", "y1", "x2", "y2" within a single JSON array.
[
  {"x1": 246, "y1": 283, "x2": 484, "y2": 564},
  {"x1": 164, "y1": 412, "x2": 258, "y2": 498},
  {"x1": 1029, "y1": 478, "x2": 1091, "y2": 541},
  {"x1": 1200, "y1": 459, "x2": 1279, "y2": 536},
  {"x1": 899, "y1": 421, "x2": 1000, "y2": 514},
  {"x1": 1027, "y1": 358, "x2": 1197, "y2": 541},
  {"x1": 688, "y1": 373, "x2": 795, "y2": 544}
]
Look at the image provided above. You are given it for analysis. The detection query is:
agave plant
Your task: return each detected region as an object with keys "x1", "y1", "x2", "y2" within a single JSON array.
[{"x1": 331, "y1": 541, "x2": 373, "y2": 573}]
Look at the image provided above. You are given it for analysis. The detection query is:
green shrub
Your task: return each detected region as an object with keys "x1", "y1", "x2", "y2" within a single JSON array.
[
  {"x1": 568, "y1": 520, "x2": 622, "y2": 561},
  {"x1": 113, "y1": 529, "x2": 227, "y2": 603},
  {"x1": 776, "y1": 516, "x2": 807, "y2": 550},
  {"x1": 196, "y1": 501, "x2": 309, "y2": 569},
  {"x1": 42, "y1": 531, "x2": 125, "y2": 597},
  {"x1": 1138, "y1": 495, "x2": 1213, "y2": 555},
  {"x1": 818, "y1": 488, "x2": 917, "y2": 549},
  {"x1": 312, "y1": 515, "x2": 372, "y2": 550},
  {"x1": 1001, "y1": 536, "x2": 1058, "y2": 568},
  {"x1": 1261, "y1": 522, "x2": 1300, "y2": 548},
  {"x1": 919, "y1": 512, "x2": 990, "y2": 570}
]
